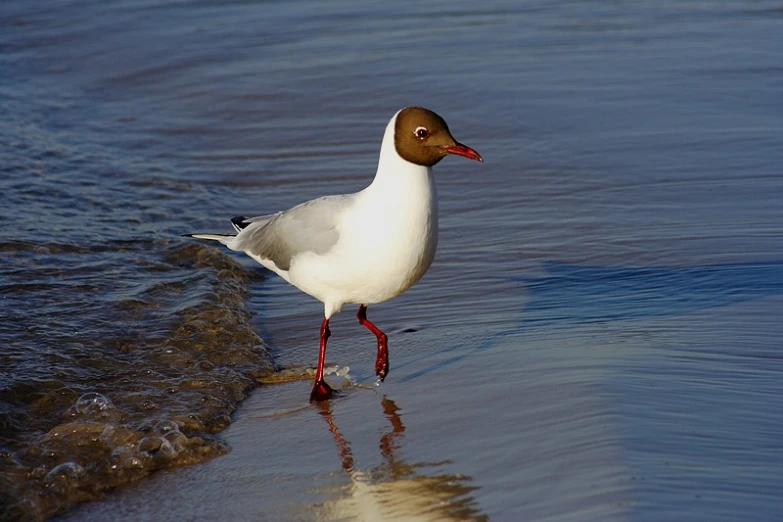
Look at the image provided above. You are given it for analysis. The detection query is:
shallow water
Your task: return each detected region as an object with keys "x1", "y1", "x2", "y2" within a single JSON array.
[{"x1": 2, "y1": 0, "x2": 782, "y2": 520}]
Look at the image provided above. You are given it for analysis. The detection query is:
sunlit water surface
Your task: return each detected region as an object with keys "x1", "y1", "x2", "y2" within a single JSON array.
[{"x1": 1, "y1": 1, "x2": 781, "y2": 521}]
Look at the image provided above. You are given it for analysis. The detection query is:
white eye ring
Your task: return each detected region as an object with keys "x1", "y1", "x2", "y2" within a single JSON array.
[{"x1": 414, "y1": 126, "x2": 430, "y2": 139}]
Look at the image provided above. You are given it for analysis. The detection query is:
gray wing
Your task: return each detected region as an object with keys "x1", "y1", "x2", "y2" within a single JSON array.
[{"x1": 231, "y1": 195, "x2": 350, "y2": 271}]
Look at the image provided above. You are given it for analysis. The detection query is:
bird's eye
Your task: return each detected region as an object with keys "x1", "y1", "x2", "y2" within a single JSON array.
[{"x1": 414, "y1": 126, "x2": 430, "y2": 140}]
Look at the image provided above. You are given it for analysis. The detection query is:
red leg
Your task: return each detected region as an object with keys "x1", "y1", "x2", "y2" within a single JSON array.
[
  {"x1": 310, "y1": 317, "x2": 334, "y2": 402},
  {"x1": 357, "y1": 305, "x2": 389, "y2": 381}
]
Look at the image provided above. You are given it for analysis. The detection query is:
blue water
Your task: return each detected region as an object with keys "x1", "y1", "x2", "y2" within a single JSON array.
[
  {"x1": 1, "y1": 1, "x2": 781, "y2": 520},
  {"x1": 520, "y1": 261, "x2": 783, "y2": 326}
]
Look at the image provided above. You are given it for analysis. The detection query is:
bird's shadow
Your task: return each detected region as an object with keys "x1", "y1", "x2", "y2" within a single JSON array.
[{"x1": 398, "y1": 260, "x2": 783, "y2": 381}]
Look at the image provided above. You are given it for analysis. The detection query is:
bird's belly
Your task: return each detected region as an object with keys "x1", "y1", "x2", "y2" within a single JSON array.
[
  {"x1": 356, "y1": 238, "x2": 435, "y2": 301},
  {"x1": 289, "y1": 222, "x2": 437, "y2": 307}
]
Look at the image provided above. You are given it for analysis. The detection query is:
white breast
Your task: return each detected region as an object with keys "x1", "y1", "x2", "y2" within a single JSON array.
[{"x1": 341, "y1": 162, "x2": 439, "y2": 299}]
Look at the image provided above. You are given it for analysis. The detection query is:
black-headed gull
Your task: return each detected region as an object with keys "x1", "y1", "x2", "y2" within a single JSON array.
[{"x1": 185, "y1": 107, "x2": 482, "y2": 401}]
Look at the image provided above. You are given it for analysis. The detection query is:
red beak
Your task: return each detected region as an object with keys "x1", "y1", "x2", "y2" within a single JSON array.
[{"x1": 439, "y1": 142, "x2": 483, "y2": 163}]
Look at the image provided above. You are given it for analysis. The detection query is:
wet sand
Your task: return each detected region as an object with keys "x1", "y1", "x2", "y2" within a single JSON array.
[
  {"x1": 61, "y1": 272, "x2": 782, "y2": 520},
  {"x1": 61, "y1": 334, "x2": 627, "y2": 521}
]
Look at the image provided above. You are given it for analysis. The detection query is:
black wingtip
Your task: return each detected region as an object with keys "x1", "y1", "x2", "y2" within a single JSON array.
[
  {"x1": 231, "y1": 216, "x2": 250, "y2": 230},
  {"x1": 181, "y1": 233, "x2": 194, "y2": 238}
]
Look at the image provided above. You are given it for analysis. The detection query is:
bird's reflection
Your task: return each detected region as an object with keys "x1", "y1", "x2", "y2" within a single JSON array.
[{"x1": 313, "y1": 397, "x2": 487, "y2": 521}]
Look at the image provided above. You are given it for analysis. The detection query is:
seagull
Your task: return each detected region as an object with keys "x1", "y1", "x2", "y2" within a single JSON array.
[{"x1": 184, "y1": 107, "x2": 482, "y2": 401}]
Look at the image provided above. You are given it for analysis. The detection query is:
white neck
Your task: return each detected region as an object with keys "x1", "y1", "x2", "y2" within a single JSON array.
[
  {"x1": 353, "y1": 110, "x2": 439, "y2": 237},
  {"x1": 366, "y1": 110, "x2": 432, "y2": 192}
]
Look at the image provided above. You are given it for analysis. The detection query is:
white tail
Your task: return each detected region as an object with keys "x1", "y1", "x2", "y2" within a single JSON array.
[{"x1": 182, "y1": 233, "x2": 235, "y2": 246}]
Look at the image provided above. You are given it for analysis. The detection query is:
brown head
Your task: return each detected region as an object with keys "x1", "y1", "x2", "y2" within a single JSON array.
[{"x1": 394, "y1": 107, "x2": 483, "y2": 167}]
